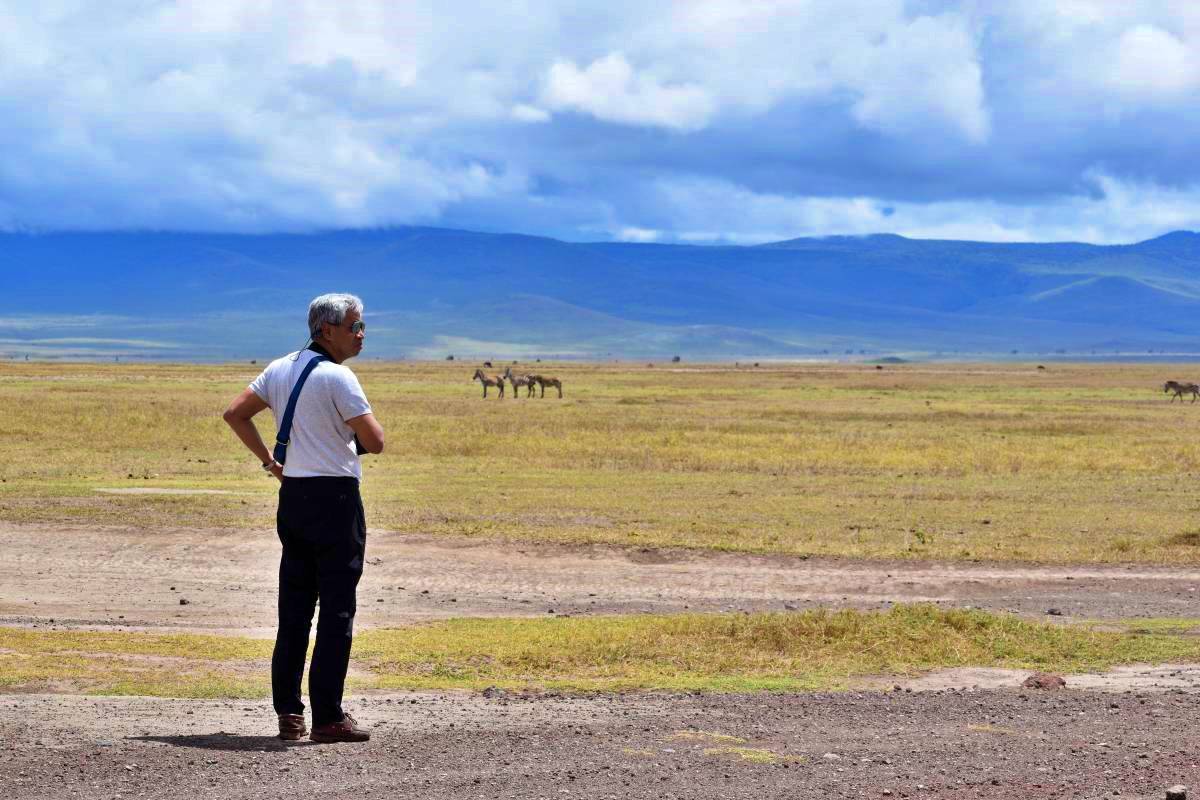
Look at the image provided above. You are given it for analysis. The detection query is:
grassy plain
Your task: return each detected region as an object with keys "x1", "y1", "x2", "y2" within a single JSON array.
[
  {"x1": 2, "y1": 359, "x2": 1200, "y2": 562},
  {"x1": 3, "y1": 605, "x2": 1197, "y2": 695}
]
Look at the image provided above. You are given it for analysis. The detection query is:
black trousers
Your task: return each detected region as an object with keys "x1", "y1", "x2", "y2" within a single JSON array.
[{"x1": 272, "y1": 476, "x2": 366, "y2": 726}]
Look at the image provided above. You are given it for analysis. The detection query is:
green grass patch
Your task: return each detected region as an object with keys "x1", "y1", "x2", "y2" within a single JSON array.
[
  {"x1": 0, "y1": 627, "x2": 272, "y2": 660},
  {"x1": 3, "y1": 606, "x2": 1199, "y2": 697},
  {"x1": 1110, "y1": 618, "x2": 1200, "y2": 636},
  {"x1": 0, "y1": 654, "x2": 268, "y2": 698},
  {"x1": 0, "y1": 627, "x2": 273, "y2": 697},
  {"x1": 353, "y1": 605, "x2": 1200, "y2": 692}
]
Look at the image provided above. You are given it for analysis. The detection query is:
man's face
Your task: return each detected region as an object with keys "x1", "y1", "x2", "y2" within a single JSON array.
[{"x1": 321, "y1": 309, "x2": 365, "y2": 363}]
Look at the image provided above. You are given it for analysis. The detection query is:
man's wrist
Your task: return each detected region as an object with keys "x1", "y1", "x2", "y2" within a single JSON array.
[{"x1": 261, "y1": 458, "x2": 280, "y2": 472}]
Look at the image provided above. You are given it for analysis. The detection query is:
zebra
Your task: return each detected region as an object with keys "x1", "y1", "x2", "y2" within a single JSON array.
[
  {"x1": 472, "y1": 368, "x2": 505, "y2": 398},
  {"x1": 528, "y1": 373, "x2": 563, "y2": 399},
  {"x1": 1164, "y1": 380, "x2": 1200, "y2": 403},
  {"x1": 502, "y1": 366, "x2": 536, "y2": 397}
]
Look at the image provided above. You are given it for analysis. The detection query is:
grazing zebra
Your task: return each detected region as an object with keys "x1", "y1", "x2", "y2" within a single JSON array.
[
  {"x1": 502, "y1": 366, "x2": 536, "y2": 397},
  {"x1": 528, "y1": 373, "x2": 563, "y2": 399},
  {"x1": 472, "y1": 368, "x2": 505, "y2": 398},
  {"x1": 1164, "y1": 380, "x2": 1200, "y2": 403}
]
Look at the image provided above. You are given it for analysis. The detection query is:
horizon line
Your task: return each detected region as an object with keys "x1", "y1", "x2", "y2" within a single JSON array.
[{"x1": 0, "y1": 224, "x2": 1195, "y2": 249}]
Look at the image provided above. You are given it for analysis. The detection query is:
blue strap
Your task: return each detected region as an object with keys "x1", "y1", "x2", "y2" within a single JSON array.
[{"x1": 272, "y1": 355, "x2": 328, "y2": 465}]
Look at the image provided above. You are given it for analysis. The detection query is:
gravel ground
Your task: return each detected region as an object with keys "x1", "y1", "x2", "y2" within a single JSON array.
[
  {"x1": 3, "y1": 522, "x2": 1200, "y2": 798},
  {"x1": 1, "y1": 686, "x2": 1197, "y2": 799}
]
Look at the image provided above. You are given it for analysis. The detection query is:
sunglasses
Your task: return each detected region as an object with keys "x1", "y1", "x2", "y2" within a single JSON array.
[{"x1": 314, "y1": 319, "x2": 366, "y2": 337}]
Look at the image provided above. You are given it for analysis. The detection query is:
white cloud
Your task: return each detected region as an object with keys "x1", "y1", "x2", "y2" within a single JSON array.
[
  {"x1": 1110, "y1": 24, "x2": 1199, "y2": 97},
  {"x1": 7, "y1": 338, "x2": 182, "y2": 348},
  {"x1": 651, "y1": 177, "x2": 884, "y2": 241},
  {"x1": 0, "y1": 2, "x2": 998, "y2": 233},
  {"x1": 511, "y1": 104, "x2": 551, "y2": 123},
  {"x1": 842, "y1": 14, "x2": 989, "y2": 142},
  {"x1": 0, "y1": 1, "x2": 1196, "y2": 244},
  {"x1": 986, "y1": 3, "x2": 1200, "y2": 110},
  {"x1": 654, "y1": 1, "x2": 989, "y2": 141},
  {"x1": 617, "y1": 227, "x2": 662, "y2": 242},
  {"x1": 0, "y1": 1, "x2": 549, "y2": 231},
  {"x1": 634, "y1": 172, "x2": 1200, "y2": 245},
  {"x1": 542, "y1": 53, "x2": 715, "y2": 131},
  {"x1": 0, "y1": 314, "x2": 134, "y2": 331},
  {"x1": 1078, "y1": 171, "x2": 1200, "y2": 237}
]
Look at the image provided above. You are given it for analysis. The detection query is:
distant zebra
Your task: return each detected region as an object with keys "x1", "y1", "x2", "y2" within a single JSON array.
[
  {"x1": 503, "y1": 366, "x2": 536, "y2": 397},
  {"x1": 1164, "y1": 380, "x2": 1199, "y2": 403},
  {"x1": 473, "y1": 368, "x2": 505, "y2": 398},
  {"x1": 528, "y1": 373, "x2": 563, "y2": 399}
]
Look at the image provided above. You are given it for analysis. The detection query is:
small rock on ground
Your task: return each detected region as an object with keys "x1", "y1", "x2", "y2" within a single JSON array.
[{"x1": 1022, "y1": 672, "x2": 1067, "y2": 690}]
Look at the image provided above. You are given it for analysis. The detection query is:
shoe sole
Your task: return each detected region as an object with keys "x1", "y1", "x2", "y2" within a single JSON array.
[{"x1": 309, "y1": 733, "x2": 370, "y2": 743}]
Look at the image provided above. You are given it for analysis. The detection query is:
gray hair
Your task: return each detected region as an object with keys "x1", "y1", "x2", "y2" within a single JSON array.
[{"x1": 308, "y1": 293, "x2": 363, "y2": 337}]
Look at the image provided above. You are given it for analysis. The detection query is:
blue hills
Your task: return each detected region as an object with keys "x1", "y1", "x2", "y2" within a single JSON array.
[{"x1": 1, "y1": 226, "x2": 1199, "y2": 360}]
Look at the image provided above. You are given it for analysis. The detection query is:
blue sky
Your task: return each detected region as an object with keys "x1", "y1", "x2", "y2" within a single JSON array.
[{"x1": 2, "y1": 1, "x2": 1199, "y2": 244}]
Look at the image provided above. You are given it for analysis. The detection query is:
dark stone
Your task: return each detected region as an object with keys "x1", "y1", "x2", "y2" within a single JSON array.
[{"x1": 1022, "y1": 672, "x2": 1066, "y2": 690}]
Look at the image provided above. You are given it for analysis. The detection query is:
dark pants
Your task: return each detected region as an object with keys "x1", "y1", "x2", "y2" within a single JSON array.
[{"x1": 272, "y1": 476, "x2": 366, "y2": 727}]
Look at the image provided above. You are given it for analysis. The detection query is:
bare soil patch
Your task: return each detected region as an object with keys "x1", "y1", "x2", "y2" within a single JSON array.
[
  {"x1": 2, "y1": 522, "x2": 1199, "y2": 636},
  {"x1": 865, "y1": 664, "x2": 1200, "y2": 693},
  {"x1": 2, "y1": 684, "x2": 1197, "y2": 799}
]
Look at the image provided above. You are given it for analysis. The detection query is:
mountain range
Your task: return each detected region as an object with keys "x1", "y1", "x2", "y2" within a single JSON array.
[{"x1": 2, "y1": 227, "x2": 1198, "y2": 361}]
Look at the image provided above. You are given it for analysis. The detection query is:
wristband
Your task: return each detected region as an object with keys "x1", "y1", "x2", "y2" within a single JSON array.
[{"x1": 262, "y1": 459, "x2": 280, "y2": 472}]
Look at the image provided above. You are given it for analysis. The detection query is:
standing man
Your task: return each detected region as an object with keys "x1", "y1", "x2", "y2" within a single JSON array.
[{"x1": 223, "y1": 293, "x2": 384, "y2": 743}]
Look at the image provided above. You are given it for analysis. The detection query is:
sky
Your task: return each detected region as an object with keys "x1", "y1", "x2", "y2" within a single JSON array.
[{"x1": 2, "y1": 1, "x2": 1200, "y2": 245}]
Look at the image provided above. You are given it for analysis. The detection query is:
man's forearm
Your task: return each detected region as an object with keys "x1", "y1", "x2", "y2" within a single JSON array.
[{"x1": 226, "y1": 417, "x2": 272, "y2": 465}]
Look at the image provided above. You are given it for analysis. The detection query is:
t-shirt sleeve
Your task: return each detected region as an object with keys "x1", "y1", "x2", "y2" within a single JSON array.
[
  {"x1": 248, "y1": 366, "x2": 272, "y2": 405},
  {"x1": 331, "y1": 368, "x2": 373, "y2": 421}
]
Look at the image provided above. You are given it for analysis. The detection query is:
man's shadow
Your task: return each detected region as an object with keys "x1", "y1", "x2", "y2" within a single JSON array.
[{"x1": 131, "y1": 733, "x2": 318, "y2": 752}]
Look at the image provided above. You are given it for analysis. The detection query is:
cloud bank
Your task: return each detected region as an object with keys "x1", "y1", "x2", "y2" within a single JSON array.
[{"x1": 1, "y1": 1, "x2": 1198, "y2": 243}]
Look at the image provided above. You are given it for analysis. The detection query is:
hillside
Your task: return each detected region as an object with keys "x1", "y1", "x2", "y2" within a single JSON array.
[{"x1": 1, "y1": 228, "x2": 1198, "y2": 360}]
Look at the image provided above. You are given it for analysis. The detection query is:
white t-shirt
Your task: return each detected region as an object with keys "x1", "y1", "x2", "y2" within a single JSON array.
[{"x1": 249, "y1": 350, "x2": 373, "y2": 479}]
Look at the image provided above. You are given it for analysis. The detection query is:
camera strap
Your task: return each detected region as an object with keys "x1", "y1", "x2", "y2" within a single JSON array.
[{"x1": 272, "y1": 354, "x2": 329, "y2": 465}]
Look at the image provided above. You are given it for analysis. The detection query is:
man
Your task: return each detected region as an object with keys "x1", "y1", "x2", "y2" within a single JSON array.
[{"x1": 223, "y1": 293, "x2": 384, "y2": 743}]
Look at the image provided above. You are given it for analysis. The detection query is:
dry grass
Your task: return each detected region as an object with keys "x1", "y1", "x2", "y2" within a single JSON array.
[
  {"x1": 2, "y1": 360, "x2": 1200, "y2": 562},
  {"x1": 702, "y1": 746, "x2": 793, "y2": 764},
  {"x1": 0, "y1": 628, "x2": 271, "y2": 697},
  {"x1": 3, "y1": 605, "x2": 1197, "y2": 695},
  {"x1": 351, "y1": 604, "x2": 1200, "y2": 692}
]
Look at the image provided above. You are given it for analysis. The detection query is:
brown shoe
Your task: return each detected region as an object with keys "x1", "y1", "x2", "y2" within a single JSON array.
[
  {"x1": 309, "y1": 712, "x2": 370, "y2": 743},
  {"x1": 278, "y1": 713, "x2": 307, "y2": 741}
]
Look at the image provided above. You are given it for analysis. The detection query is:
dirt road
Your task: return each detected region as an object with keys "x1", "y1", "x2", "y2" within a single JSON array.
[{"x1": 1, "y1": 523, "x2": 1198, "y2": 635}]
